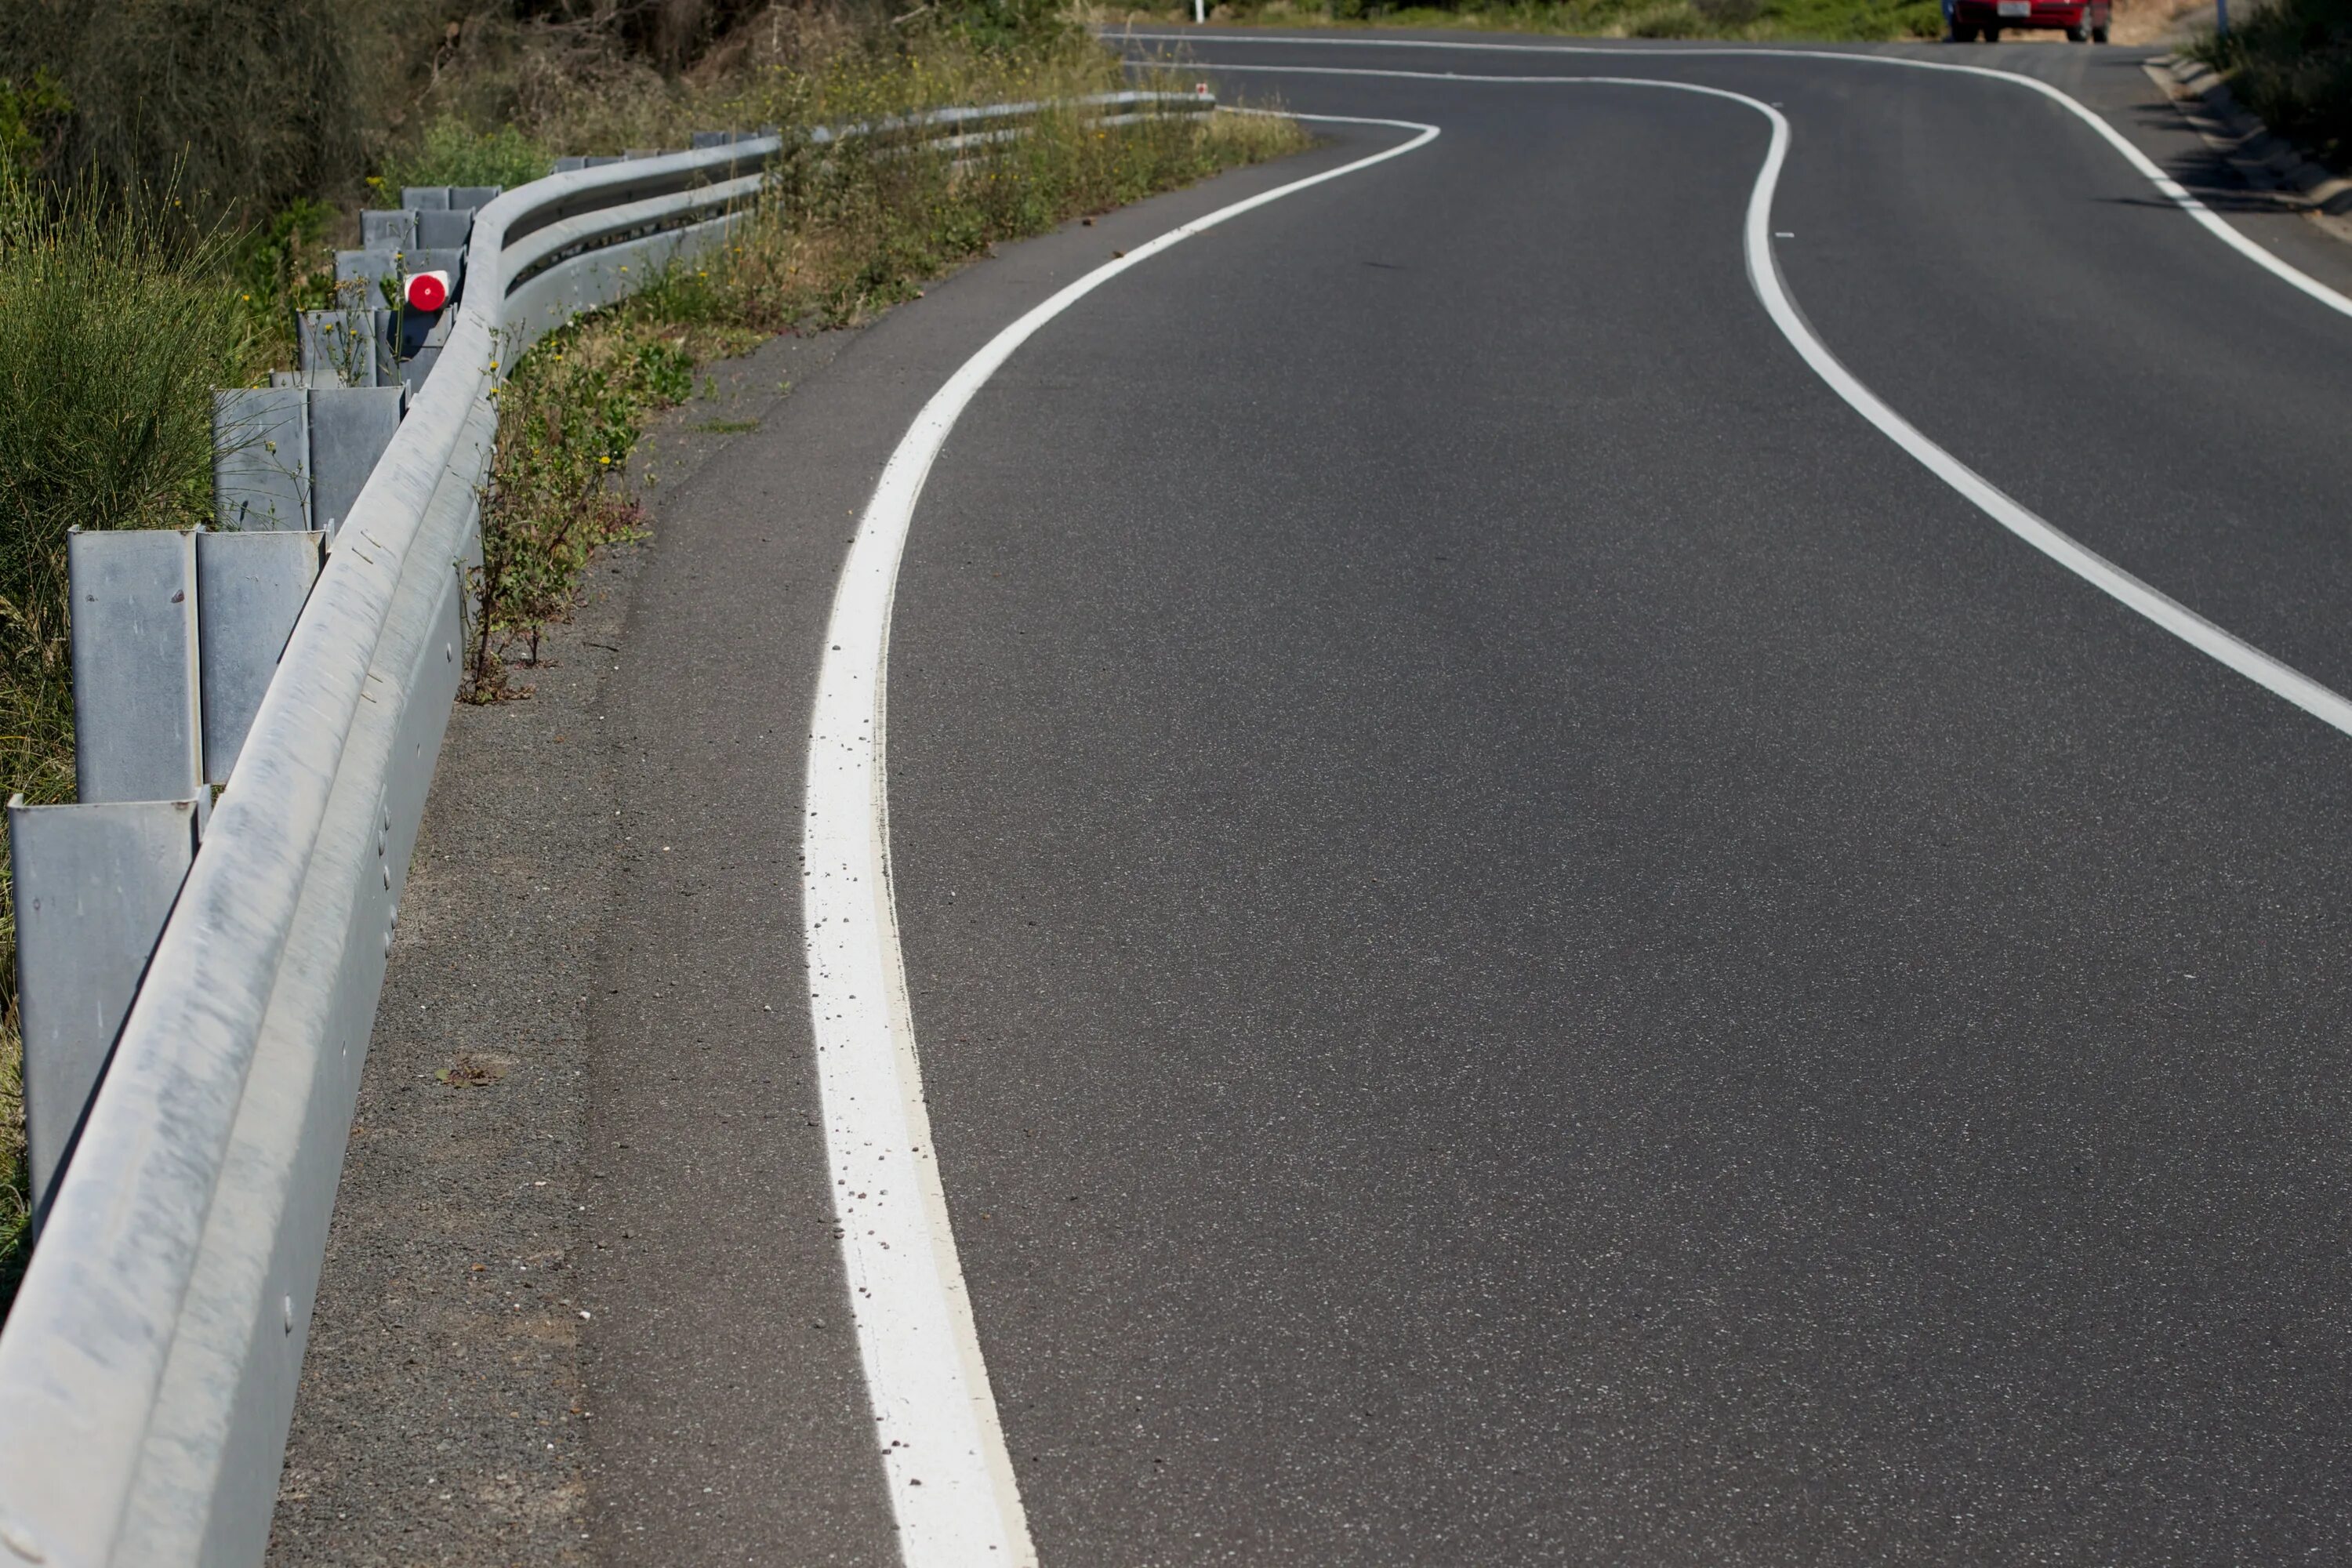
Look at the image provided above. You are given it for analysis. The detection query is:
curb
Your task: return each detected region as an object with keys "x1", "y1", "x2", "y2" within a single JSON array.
[{"x1": 2154, "y1": 53, "x2": 2352, "y2": 217}]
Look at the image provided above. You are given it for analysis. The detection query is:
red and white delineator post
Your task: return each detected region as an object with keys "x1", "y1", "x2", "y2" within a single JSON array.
[{"x1": 403, "y1": 269, "x2": 452, "y2": 313}]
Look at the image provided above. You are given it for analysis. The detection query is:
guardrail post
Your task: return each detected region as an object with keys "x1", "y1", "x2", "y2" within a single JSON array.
[
  {"x1": 372, "y1": 307, "x2": 402, "y2": 388},
  {"x1": 197, "y1": 529, "x2": 328, "y2": 784},
  {"x1": 358, "y1": 209, "x2": 418, "y2": 251},
  {"x1": 310, "y1": 384, "x2": 405, "y2": 536},
  {"x1": 416, "y1": 207, "x2": 474, "y2": 250},
  {"x1": 8, "y1": 796, "x2": 205, "y2": 1217},
  {"x1": 297, "y1": 309, "x2": 379, "y2": 388},
  {"x1": 67, "y1": 527, "x2": 203, "y2": 804},
  {"x1": 394, "y1": 247, "x2": 469, "y2": 396},
  {"x1": 334, "y1": 248, "x2": 398, "y2": 317},
  {"x1": 214, "y1": 387, "x2": 313, "y2": 531}
]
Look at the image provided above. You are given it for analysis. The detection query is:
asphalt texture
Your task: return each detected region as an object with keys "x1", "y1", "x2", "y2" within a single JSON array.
[
  {"x1": 281, "y1": 35, "x2": 2352, "y2": 1568},
  {"x1": 895, "y1": 42, "x2": 2352, "y2": 1566}
]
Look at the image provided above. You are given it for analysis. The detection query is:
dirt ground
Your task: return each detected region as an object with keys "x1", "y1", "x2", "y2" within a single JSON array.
[{"x1": 2110, "y1": 0, "x2": 2213, "y2": 44}]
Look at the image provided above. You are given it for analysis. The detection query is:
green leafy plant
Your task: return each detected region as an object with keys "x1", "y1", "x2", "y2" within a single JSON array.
[
  {"x1": 467, "y1": 324, "x2": 681, "y2": 695},
  {"x1": 379, "y1": 114, "x2": 554, "y2": 194},
  {"x1": 234, "y1": 197, "x2": 339, "y2": 365}
]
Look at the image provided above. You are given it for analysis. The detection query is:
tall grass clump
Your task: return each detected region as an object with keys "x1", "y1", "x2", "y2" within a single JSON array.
[
  {"x1": 0, "y1": 154, "x2": 252, "y2": 1307},
  {"x1": 2191, "y1": 0, "x2": 2352, "y2": 168},
  {"x1": 0, "y1": 161, "x2": 249, "y2": 742}
]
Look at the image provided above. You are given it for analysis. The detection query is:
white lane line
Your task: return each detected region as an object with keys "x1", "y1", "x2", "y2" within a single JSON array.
[
  {"x1": 1120, "y1": 31, "x2": 2352, "y2": 321},
  {"x1": 800, "y1": 111, "x2": 1441, "y2": 1568},
  {"x1": 1172, "y1": 60, "x2": 2352, "y2": 735}
]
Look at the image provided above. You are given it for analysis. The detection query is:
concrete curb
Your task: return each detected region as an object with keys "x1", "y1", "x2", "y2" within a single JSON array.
[{"x1": 2157, "y1": 53, "x2": 2352, "y2": 216}]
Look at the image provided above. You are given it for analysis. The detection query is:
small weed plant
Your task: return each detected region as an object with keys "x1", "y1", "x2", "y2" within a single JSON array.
[{"x1": 470, "y1": 327, "x2": 690, "y2": 694}]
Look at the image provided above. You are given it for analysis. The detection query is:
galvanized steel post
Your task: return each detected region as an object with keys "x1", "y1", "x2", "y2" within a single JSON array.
[
  {"x1": 67, "y1": 528, "x2": 203, "y2": 804},
  {"x1": 7, "y1": 797, "x2": 205, "y2": 1215}
]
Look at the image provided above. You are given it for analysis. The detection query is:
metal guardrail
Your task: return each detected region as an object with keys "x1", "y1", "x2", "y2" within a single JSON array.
[{"x1": 0, "y1": 88, "x2": 1212, "y2": 1568}]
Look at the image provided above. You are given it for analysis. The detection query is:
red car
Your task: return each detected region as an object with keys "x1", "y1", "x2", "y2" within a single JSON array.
[{"x1": 1947, "y1": 0, "x2": 2111, "y2": 40}]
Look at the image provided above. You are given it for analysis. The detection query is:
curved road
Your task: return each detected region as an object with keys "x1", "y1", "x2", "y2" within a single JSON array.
[{"x1": 560, "y1": 35, "x2": 2352, "y2": 1568}]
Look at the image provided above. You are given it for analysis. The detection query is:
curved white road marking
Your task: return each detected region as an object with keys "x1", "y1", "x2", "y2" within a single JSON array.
[
  {"x1": 810, "y1": 56, "x2": 2350, "y2": 1564},
  {"x1": 1120, "y1": 30, "x2": 2352, "y2": 321},
  {"x1": 1156, "y1": 60, "x2": 2352, "y2": 735},
  {"x1": 800, "y1": 111, "x2": 1440, "y2": 1568}
]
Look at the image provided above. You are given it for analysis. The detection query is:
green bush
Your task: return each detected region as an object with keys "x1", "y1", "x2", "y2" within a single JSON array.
[
  {"x1": 0, "y1": 162, "x2": 249, "y2": 690},
  {"x1": 4, "y1": 0, "x2": 367, "y2": 222},
  {"x1": 0, "y1": 70, "x2": 71, "y2": 175},
  {"x1": 933, "y1": 0, "x2": 1078, "y2": 51},
  {"x1": 379, "y1": 114, "x2": 554, "y2": 194},
  {"x1": 2192, "y1": 0, "x2": 2352, "y2": 168}
]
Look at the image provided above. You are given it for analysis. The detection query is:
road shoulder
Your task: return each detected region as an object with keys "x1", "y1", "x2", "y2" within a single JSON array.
[{"x1": 271, "y1": 128, "x2": 1374, "y2": 1566}]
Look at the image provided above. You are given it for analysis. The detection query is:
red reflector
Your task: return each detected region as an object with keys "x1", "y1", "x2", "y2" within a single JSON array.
[{"x1": 405, "y1": 270, "x2": 450, "y2": 312}]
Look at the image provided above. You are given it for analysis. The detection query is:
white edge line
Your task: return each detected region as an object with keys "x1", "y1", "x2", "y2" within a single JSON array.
[
  {"x1": 1119, "y1": 29, "x2": 2352, "y2": 321},
  {"x1": 1150, "y1": 58, "x2": 2352, "y2": 735},
  {"x1": 799, "y1": 111, "x2": 1442, "y2": 1568}
]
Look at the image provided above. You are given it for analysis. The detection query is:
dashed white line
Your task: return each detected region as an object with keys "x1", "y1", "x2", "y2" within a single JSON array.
[{"x1": 798, "y1": 111, "x2": 1440, "y2": 1567}]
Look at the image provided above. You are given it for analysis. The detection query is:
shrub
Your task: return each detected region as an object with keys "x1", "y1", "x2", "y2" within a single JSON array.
[
  {"x1": 379, "y1": 115, "x2": 555, "y2": 193},
  {"x1": 5, "y1": 0, "x2": 368, "y2": 223},
  {"x1": 0, "y1": 162, "x2": 249, "y2": 706},
  {"x1": 2192, "y1": 0, "x2": 2352, "y2": 168},
  {"x1": 0, "y1": 71, "x2": 71, "y2": 176}
]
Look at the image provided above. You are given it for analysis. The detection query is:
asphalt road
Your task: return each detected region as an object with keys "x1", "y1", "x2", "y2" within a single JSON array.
[{"x1": 383, "y1": 34, "x2": 2352, "y2": 1568}]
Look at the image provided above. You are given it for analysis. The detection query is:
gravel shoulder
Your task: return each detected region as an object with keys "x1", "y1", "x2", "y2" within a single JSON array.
[{"x1": 268, "y1": 326, "x2": 862, "y2": 1567}]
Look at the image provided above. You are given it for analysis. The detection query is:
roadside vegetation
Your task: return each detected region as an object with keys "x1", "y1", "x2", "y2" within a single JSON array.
[
  {"x1": 1109, "y1": 0, "x2": 1944, "y2": 42},
  {"x1": 2190, "y1": 0, "x2": 2352, "y2": 168},
  {"x1": 0, "y1": 162, "x2": 268, "y2": 1301},
  {"x1": 0, "y1": 2, "x2": 1305, "y2": 1317},
  {"x1": 468, "y1": 50, "x2": 1305, "y2": 695}
]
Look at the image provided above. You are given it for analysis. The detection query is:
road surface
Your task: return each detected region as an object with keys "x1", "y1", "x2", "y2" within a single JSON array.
[{"x1": 287, "y1": 32, "x2": 2352, "y2": 1568}]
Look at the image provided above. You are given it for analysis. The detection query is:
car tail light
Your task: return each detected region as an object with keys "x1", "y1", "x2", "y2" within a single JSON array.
[{"x1": 405, "y1": 270, "x2": 452, "y2": 312}]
